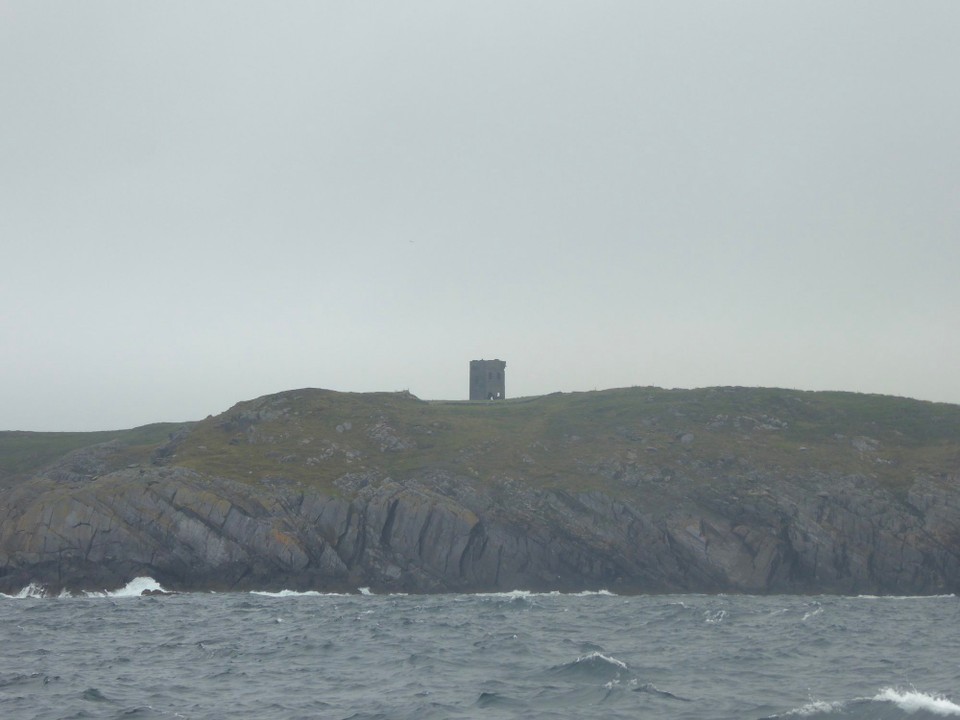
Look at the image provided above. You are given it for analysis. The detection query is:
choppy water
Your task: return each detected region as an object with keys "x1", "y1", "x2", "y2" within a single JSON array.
[{"x1": 2, "y1": 580, "x2": 959, "y2": 719}]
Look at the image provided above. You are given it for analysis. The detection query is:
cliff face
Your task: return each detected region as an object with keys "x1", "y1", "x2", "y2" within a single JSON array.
[{"x1": 1, "y1": 387, "x2": 958, "y2": 595}]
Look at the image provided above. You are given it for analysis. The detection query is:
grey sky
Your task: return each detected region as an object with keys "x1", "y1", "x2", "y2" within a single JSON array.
[{"x1": 2, "y1": 1, "x2": 958, "y2": 431}]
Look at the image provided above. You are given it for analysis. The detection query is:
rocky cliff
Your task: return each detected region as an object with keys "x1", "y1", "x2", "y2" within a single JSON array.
[{"x1": 1, "y1": 387, "x2": 958, "y2": 595}]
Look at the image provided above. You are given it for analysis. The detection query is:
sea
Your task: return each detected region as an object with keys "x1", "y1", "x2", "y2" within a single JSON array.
[{"x1": 2, "y1": 579, "x2": 959, "y2": 720}]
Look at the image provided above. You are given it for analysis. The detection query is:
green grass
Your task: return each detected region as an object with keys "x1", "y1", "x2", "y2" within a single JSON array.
[
  {"x1": 3, "y1": 387, "x2": 958, "y2": 497},
  {"x1": 0, "y1": 423, "x2": 191, "y2": 483},
  {"x1": 167, "y1": 386, "x2": 960, "y2": 496}
]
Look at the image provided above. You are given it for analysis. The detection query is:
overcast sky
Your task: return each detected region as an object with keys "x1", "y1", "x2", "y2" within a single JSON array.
[{"x1": 2, "y1": 1, "x2": 958, "y2": 431}]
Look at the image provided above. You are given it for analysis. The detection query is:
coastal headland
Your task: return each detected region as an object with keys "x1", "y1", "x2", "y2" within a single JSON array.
[{"x1": 1, "y1": 386, "x2": 958, "y2": 595}]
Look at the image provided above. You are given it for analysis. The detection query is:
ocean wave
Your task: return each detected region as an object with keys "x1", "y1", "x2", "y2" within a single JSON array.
[
  {"x1": 82, "y1": 577, "x2": 168, "y2": 597},
  {"x1": 474, "y1": 589, "x2": 538, "y2": 600},
  {"x1": 849, "y1": 594, "x2": 957, "y2": 600},
  {"x1": 1, "y1": 577, "x2": 169, "y2": 599},
  {"x1": 705, "y1": 609, "x2": 727, "y2": 624},
  {"x1": 549, "y1": 651, "x2": 630, "y2": 680},
  {"x1": 577, "y1": 651, "x2": 628, "y2": 670},
  {"x1": 771, "y1": 688, "x2": 960, "y2": 719},
  {"x1": 475, "y1": 691, "x2": 525, "y2": 709},
  {"x1": 874, "y1": 688, "x2": 960, "y2": 716},
  {"x1": 250, "y1": 589, "x2": 351, "y2": 598},
  {"x1": 472, "y1": 589, "x2": 617, "y2": 600},
  {"x1": 0, "y1": 582, "x2": 48, "y2": 599},
  {"x1": 775, "y1": 699, "x2": 846, "y2": 717},
  {"x1": 633, "y1": 682, "x2": 691, "y2": 702}
]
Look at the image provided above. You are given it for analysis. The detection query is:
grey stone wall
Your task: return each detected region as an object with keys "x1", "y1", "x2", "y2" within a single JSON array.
[{"x1": 469, "y1": 359, "x2": 506, "y2": 400}]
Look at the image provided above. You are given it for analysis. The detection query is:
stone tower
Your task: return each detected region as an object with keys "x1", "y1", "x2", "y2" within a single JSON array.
[{"x1": 469, "y1": 359, "x2": 506, "y2": 400}]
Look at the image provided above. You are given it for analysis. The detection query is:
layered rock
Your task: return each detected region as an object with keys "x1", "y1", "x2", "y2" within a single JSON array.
[{"x1": 1, "y1": 464, "x2": 958, "y2": 596}]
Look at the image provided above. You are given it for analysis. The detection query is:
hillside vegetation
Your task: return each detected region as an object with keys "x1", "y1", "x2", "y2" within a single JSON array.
[
  {"x1": 170, "y1": 386, "x2": 960, "y2": 495},
  {"x1": 0, "y1": 423, "x2": 190, "y2": 486}
]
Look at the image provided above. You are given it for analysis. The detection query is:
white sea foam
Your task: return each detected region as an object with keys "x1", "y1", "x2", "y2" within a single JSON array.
[
  {"x1": 704, "y1": 609, "x2": 726, "y2": 624},
  {"x1": 250, "y1": 588, "x2": 402, "y2": 597},
  {"x1": 474, "y1": 589, "x2": 536, "y2": 600},
  {"x1": 84, "y1": 577, "x2": 167, "y2": 598},
  {"x1": 851, "y1": 594, "x2": 956, "y2": 600},
  {"x1": 251, "y1": 589, "x2": 327, "y2": 597},
  {"x1": 780, "y1": 699, "x2": 844, "y2": 716},
  {"x1": 473, "y1": 589, "x2": 618, "y2": 600},
  {"x1": 874, "y1": 688, "x2": 960, "y2": 716},
  {"x1": 576, "y1": 651, "x2": 628, "y2": 670},
  {"x1": 2, "y1": 577, "x2": 167, "y2": 599},
  {"x1": 0, "y1": 582, "x2": 47, "y2": 599},
  {"x1": 782, "y1": 689, "x2": 960, "y2": 718}
]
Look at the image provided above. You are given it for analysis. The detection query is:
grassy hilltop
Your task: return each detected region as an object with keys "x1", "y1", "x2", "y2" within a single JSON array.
[
  {"x1": 3, "y1": 386, "x2": 959, "y2": 495},
  {"x1": 174, "y1": 386, "x2": 960, "y2": 495}
]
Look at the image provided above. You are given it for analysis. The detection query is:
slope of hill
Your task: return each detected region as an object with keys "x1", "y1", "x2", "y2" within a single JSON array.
[{"x1": 1, "y1": 387, "x2": 958, "y2": 595}]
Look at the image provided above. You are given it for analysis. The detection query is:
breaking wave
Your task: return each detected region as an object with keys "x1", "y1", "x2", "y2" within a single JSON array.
[
  {"x1": 549, "y1": 651, "x2": 630, "y2": 680},
  {"x1": 82, "y1": 576, "x2": 167, "y2": 597},
  {"x1": 770, "y1": 688, "x2": 960, "y2": 719},
  {"x1": 250, "y1": 589, "x2": 352, "y2": 598},
  {"x1": 0, "y1": 576, "x2": 166, "y2": 599},
  {"x1": 0, "y1": 582, "x2": 48, "y2": 599}
]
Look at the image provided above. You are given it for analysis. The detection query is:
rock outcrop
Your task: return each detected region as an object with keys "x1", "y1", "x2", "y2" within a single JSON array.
[{"x1": 1, "y1": 386, "x2": 958, "y2": 595}]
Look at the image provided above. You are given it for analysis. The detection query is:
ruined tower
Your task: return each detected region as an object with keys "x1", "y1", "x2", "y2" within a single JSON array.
[{"x1": 469, "y1": 359, "x2": 506, "y2": 400}]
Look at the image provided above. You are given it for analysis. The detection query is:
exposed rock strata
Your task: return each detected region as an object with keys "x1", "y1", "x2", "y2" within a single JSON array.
[{"x1": 1, "y1": 465, "x2": 958, "y2": 595}]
